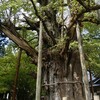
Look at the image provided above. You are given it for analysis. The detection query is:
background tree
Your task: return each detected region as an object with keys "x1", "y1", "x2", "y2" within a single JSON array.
[{"x1": 0, "y1": 43, "x2": 36, "y2": 100}]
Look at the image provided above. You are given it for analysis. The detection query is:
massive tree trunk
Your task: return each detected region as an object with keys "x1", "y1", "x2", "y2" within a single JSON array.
[
  {"x1": 40, "y1": 1, "x2": 85, "y2": 99},
  {"x1": 42, "y1": 49, "x2": 85, "y2": 100}
]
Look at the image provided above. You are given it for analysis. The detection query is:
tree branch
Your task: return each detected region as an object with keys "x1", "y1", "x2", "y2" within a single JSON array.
[
  {"x1": 22, "y1": 14, "x2": 56, "y2": 46},
  {"x1": 89, "y1": 5, "x2": 100, "y2": 10},
  {"x1": 15, "y1": 27, "x2": 37, "y2": 30},
  {"x1": 23, "y1": 14, "x2": 39, "y2": 32},
  {"x1": 29, "y1": 0, "x2": 42, "y2": 20},
  {"x1": 68, "y1": 5, "x2": 100, "y2": 30},
  {"x1": 76, "y1": 0, "x2": 88, "y2": 9},
  {"x1": 0, "y1": 24, "x2": 38, "y2": 64},
  {"x1": 29, "y1": 0, "x2": 56, "y2": 45},
  {"x1": 82, "y1": 18, "x2": 100, "y2": 25}
]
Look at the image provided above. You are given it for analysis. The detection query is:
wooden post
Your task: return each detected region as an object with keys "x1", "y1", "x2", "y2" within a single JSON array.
[
  {"x1": 12, "y1": 48, "x2": 22, "y2": 100},
  {"x1": 89, "y1": 68, "x2": 94, "y2": 100},
  {"x1": 35, "y1": 21, "x2": 43, "y2": 100},
  {"x1": 76, "y1": 23, "x2": 91, "y2": 100}
]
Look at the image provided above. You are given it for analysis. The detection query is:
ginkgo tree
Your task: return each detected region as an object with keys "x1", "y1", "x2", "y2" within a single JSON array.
[{"x1": 0, "y1": 0, "x2": 100, "y2": 100}]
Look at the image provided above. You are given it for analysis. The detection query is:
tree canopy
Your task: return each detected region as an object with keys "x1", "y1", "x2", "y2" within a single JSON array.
[{"x1": 0, "y1": 0, "x2": 100, "y2": 99}]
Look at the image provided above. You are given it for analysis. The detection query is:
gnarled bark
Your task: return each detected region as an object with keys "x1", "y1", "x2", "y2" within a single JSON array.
[{"x1": 43, "y1": 51, "x2": 85, "y2": 100}]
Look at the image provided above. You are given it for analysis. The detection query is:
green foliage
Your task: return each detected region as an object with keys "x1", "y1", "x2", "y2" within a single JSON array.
[
  {"x1": 70, "y1": 41, "x2": 78, "y2": 49},
  {"x1": 0, "y1": 1, "x2": 100, "y2": 99},
  {"x1": 83, "y1": 23, "x2": 100, "y2": 76},
  {"x1": 0, "y1": 55, "x2": 16, "y2": 93},
  {"x1": 0, "y1": 47, "x2": 36, "y2": 98},
  {"x1": 49, "y1": 35, "x2": 68, "y2": 53},
  {"x1": 68, "y1": 22, "x2": 100, "y2": 76},
  {"x1": 0, "y1": 0, "x2": 22, "y2": 14}
]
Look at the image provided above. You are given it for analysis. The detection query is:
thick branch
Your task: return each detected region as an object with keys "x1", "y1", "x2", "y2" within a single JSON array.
[
  {"x1": 23, "y1": 15, "x2": 55, "y2": 46},
  {"x1": 15, "y1": 27, "x2": 37, "y2": 30},
  {"x1": 0, "y1": 24, "x2": 38, "y2": 64},
  {"x1": 76, "y1": 0, "x2": 88, "y2": 9},
  {"x1": 29, "y1": 0, "x2": 56, "y2": 44},
  {"x1": 89, "y1": 5, "x2": 100, "y2": 10},
  {"x1": 76, "y1": 0, "x2": 100, "y2": 11},
  {"x1": 23, "y1": 15, "x2": 39, "y2": 31},
  {"x1": 82, "y1": 18, "x2": 100, "y2": 25},
  {"x1": 29, "y1": 0, "x2": 42, "y2": 20},
  {"x1": 68, "y1": 5, "x2": 100, "y2": 30}
]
